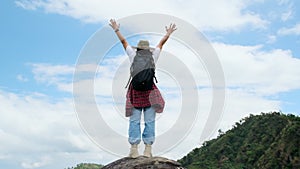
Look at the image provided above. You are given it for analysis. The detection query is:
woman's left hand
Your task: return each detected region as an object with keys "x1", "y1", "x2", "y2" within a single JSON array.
[{"x1": 165, "y1": 23, "x2": 177, "y2": 35}]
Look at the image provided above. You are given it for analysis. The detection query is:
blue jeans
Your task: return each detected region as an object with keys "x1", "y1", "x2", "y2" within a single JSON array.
[{"x1": 128, "y1": 106, "x2": 156, "y2": 145}]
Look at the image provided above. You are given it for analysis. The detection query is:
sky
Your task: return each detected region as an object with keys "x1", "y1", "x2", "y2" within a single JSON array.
[{"x1": 1, "y1": 0, "x2": 300, "y2": 168}]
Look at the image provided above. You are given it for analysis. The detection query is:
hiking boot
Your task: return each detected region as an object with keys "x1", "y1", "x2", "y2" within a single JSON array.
[
  {"x1": 129, "y1": 144, "x2": 139, "y2": 158},
  {"x1": 143, "y1": 144, "x2": 152, "y2": 157}
]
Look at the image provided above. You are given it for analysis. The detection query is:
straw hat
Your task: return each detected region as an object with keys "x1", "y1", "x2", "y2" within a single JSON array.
[
  {"x1": 137, "y1": 40, "x2": 149, "y2": 49},
  {"x1": 132, "y1": 40, "x2": 155, "y2": 51}
]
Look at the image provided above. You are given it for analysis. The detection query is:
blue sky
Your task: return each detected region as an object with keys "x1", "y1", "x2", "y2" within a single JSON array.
[
  {"x1": 1, "y1": 2, "x2": 96, "y2": 96},
  {"x1": 1, "y1": 0, "x2": 300, "y2": 168}
]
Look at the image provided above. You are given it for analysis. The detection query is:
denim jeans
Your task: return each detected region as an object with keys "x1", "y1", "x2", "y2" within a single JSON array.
[{"x1": 128, "y1": 106, "x2": 156, "y2": 145}]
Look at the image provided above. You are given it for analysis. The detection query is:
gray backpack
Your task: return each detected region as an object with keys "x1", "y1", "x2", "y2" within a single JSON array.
[{"x1": 126, "y1": 49, "x2": 157, "y2": 91}]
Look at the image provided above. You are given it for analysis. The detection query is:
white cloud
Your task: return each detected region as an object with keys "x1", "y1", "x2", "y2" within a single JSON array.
[
  {"x1": 30, "y1": 63, "x2": 74, "y2": 92},
  {"x1": 281, "y1": 9, "x2": 293, "y2": 21},
  {"x1": 21, "y1": 156, "x2": 51, "y2": 169},
  {"x1": 15, "y1": 0, "x2": 42, "y2": 10},
  {"x1": 76, "y1": 63, "x2": 99, "y2": 72},
  {"x1": 0, "y1": 89, "x2": 104, "y2": 168},
  {"x1": 277, "y1": 0, "x2": 294, "y2": 21},
  {"x1": 277, "y1": 0, "x2": 291, "y2": 6},
  {"x1": 218, "y1": 89, "x2": 281, "y2": 132},
  {"x1": 0, "y1": 153, "x2": 11, "y2": 160},
  {"x1": 213, "y1": 42, "x2": 300, "y2": 95},
  {"x1": 278, "y1": 23, "x2": 300, "y2": 35},
  {"x1": 15, "y1": 0, "x2": 267, "y2": 31},
  {"x1": 17, "y1": 74, "x2": 29, "y2": 82},
  {"x1": 266, "y1": 35, "x2": 277, "y2": 44},
  {"x1": 30, "y1": 63, "x2": 74, "y2": 77},
  {"x1": 148, "y1": 39, "x2": 297, "y2": 140}
]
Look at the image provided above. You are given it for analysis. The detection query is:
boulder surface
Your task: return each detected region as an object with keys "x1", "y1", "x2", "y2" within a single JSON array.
[{"x1": 102, "y1": 156, "x2": 186, "y2": 169}]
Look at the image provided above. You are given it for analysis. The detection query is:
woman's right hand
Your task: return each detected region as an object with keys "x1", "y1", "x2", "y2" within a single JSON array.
[{"x1": 109, "y1": 19, "x2": 120, "y2": 31}]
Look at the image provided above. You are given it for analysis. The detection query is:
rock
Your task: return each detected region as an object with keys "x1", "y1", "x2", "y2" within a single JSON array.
[{"x1": 102, "y1": 156, "x2": 186, "y2": 169}]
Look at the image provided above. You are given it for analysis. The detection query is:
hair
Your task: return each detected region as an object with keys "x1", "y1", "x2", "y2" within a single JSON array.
[{"x1": 137, "y1": 48, "x2": 147, "y2": 51}]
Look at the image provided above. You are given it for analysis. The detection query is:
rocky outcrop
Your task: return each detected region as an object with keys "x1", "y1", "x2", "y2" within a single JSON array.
[{"x1": 102, "y1": 156, "x2": 186, "y2": 169}]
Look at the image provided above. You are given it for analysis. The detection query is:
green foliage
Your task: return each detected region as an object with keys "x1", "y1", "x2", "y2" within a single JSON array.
[
  {"x1": 178, "y1": 112, "x2": 300, "y2": 169},
  {"x1": 66, "y1": 163, "x2": 103, "y2": 169}
]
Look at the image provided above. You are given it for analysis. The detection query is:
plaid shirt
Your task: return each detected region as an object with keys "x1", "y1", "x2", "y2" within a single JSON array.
[{"x1": 125, "y1": 83, "x2": 165, "y2": 117}]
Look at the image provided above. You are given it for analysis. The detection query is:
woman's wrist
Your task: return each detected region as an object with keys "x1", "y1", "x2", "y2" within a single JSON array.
[{"x1": 114, "y1": 28, "x2": 120, "y2": 32}]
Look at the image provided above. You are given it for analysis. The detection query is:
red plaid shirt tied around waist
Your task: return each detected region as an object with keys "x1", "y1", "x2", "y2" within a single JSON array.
[{"x1": 125, "y1": 84, "x2": 165, "y2": 117}]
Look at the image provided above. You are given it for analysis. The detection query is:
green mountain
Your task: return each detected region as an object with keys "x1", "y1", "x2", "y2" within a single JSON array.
[{"x1": 178, "y1": 112, "x2": 300, "y2": 169}]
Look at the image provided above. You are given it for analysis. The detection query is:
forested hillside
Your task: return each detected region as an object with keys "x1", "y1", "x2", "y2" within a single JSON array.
[{"x1": 178, "y1": 112, "x2": 300, "y2": 169}]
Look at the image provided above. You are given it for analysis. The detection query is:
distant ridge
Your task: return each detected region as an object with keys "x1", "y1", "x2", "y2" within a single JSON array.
[{"x1": 178, "y1": 112, "x2": 300, "y2": 169}]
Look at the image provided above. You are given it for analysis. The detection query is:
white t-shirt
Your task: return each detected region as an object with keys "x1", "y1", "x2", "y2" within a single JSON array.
[{"x1": 126, "y1": 46, "x2": 161, "y2": 64}]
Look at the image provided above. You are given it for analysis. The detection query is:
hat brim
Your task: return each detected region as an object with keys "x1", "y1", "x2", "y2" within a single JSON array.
[{"x1": 132, "y1": 46, "x2": 155, "y2": 51}]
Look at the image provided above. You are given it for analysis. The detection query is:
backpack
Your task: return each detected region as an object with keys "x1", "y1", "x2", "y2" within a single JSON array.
[{"x1": 126, "y1": 49, "x2": 157, "y2": 91}]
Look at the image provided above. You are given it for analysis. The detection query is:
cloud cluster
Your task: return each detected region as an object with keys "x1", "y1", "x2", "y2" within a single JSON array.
[
  {"x1": 30, "y1": 63, "x2": 74, "y2": 92},
  {"x1": 15, "y1": 0, "x2": 267, "y2": 31},
  {"x1": 0, "y1": 89, "x2": 106, "y2": 168},
  {"x1": 213, "y1": 42, "x2": 300, "y2": 95}
]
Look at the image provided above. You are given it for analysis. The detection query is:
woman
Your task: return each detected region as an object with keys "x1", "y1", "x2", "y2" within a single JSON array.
[{"x1": 109, "y1": 19, "x2": 177, "y2": 158}]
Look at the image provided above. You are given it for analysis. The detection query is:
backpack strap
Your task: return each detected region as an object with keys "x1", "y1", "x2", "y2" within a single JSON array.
[
  {"x1": 154, "y1": 75, "x2": 158, "y2": 83},
  {"x1": 125, "y1": 76, "x2": 132, "y2": 89}
]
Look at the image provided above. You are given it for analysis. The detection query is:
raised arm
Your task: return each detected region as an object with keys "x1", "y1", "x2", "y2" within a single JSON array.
[
  {"x1": 109, "y1": 19, "x2": 129, "y2": 49},
  {"x1": 156, "y1": 23, "x2": 177, "y2": 49}
]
